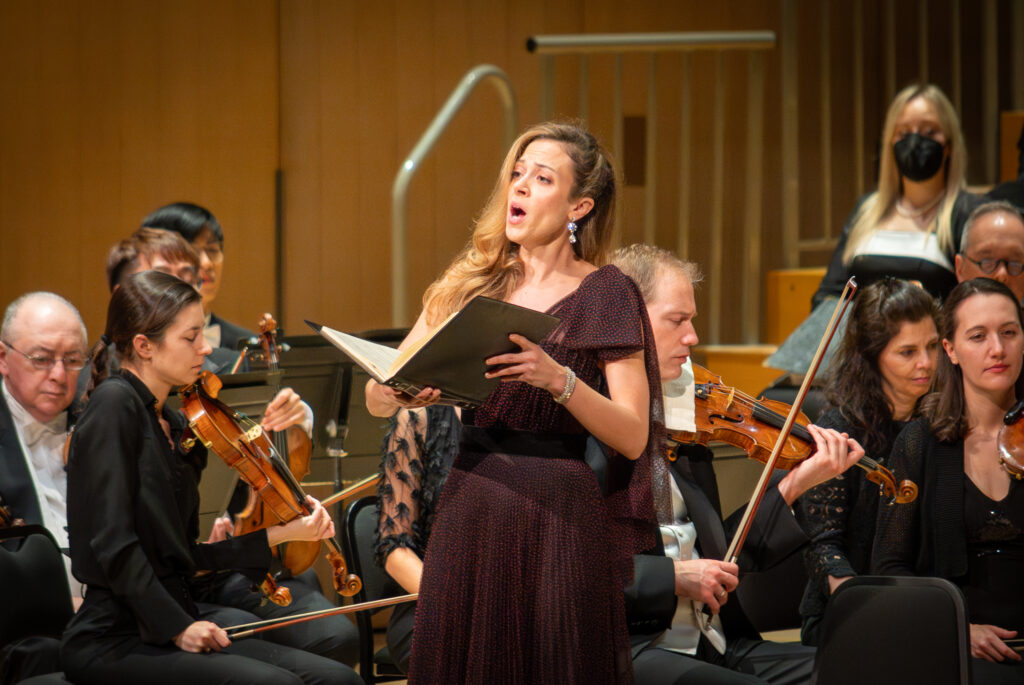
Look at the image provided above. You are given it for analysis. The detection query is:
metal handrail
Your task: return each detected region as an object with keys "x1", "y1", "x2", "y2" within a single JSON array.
[
  {"x1": 390, "y1": 64, "x2": 518, "y2": 326},
  {"x1": 526, "y1": 31, "x2": 775, "y2": 54}
]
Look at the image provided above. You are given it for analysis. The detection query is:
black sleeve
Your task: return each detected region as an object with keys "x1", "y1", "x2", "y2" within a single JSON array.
[
  {"x1": 871, "y1": 420, "x2": 927, "y2": 576},
  {"x1": 190, "y1": 529, "x2": 271, "y2": 579},
  {"x1": 796, "y1": 409, "x2": 858, "y2": 594},
  {"x1": 727, "y1": 471, "x2": 808, "y2": 574},
  {"x1": 625, "y1": 554, "x2": 677, "y2": 636},
  {"x1": 70, "y1": 382, "x2": 195, "y2": 644}
]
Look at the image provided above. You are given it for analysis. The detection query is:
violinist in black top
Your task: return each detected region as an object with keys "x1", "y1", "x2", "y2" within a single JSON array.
[
  {"x1": 873, "y1": 278, "x2": 1024, "y2": 684},
  {"x1": 60, "y1": 271, "x2": 357, "y2": 685}
]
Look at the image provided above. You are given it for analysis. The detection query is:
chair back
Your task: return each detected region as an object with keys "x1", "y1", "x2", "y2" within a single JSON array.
[
  {"x1": 0, "y1": 525, "x2": 74, "y2": 646},
  {"x1": 811, "y1": 575, "x2": 971, "y2": 685},
  {"x1": 342, "y1": 495, "x2": 403, "y2": 604},
  {"x1": 341, "y1": 495, "x2": 406, "y2": 684}
]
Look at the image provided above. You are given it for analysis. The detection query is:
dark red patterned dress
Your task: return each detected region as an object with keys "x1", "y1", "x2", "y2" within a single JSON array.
[{"x1": 408, "y1": 265, "x2": 662, "y2": 684}]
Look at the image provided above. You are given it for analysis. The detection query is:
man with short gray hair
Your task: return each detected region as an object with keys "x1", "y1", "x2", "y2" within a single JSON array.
[
  {"x1": 0, "y1": 292, "x2": 87, "y2": 596},
  {"x1": 955, "y1": 200, "x2": 1024, "y2": 301}
]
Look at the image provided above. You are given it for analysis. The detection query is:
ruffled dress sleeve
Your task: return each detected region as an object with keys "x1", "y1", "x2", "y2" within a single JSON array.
[{"x1": 549, "y1": 265, "x2": 666, "y2": 567}]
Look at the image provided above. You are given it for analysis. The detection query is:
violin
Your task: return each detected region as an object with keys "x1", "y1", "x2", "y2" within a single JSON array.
[
  {"x1": 180, "y1": 371, "x2": 361, "y2": 606},
  {"x1": 997, "y1": 399, "x2": 1024, "y2": 480},
  {"x1": 233, "y1": 315, "x2": 323, "y2": 579},
  {"x1": 668, "y1": 365, "x2": 918, "y2": 504}
]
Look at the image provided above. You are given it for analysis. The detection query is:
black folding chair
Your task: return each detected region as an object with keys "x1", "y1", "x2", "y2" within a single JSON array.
[
  {"x1": 0, "y1": 525, "x2": 74, "y2": 684},
  {"x1": 811, "y1": 575, "x2": 971, "y2": 685},
  {"x1": 341, "y1": 496, "x2": 406, "y2": 685}
]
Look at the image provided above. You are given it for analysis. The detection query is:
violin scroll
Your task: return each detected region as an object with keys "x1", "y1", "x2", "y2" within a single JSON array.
[
  {"x1": 260, "y1": 578, "x2": 294, "y2": 607},
  {"x1": 326, "y1": 551, "x2": 362, "y2": 597},
  {"x1": 863, "y1": 463, "x2": 918, "y2": 504}
]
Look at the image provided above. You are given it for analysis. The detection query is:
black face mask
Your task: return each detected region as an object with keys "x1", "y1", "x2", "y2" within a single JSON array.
[{"x1": 893, "y1": 133, "x2": 946, "y2": 182}]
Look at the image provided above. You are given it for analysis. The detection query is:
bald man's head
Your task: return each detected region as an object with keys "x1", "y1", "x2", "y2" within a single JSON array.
[{"x1": 0, "y1": 293, "x2": 87, "y2": 422}]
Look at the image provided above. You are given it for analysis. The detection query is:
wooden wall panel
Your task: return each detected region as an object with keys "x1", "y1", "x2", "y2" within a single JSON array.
[
  {"x1": 0, "y1": 0, "x2": 278, "y2": 342},
  {"x1": 3, "y1": 0, "x2": 1020, "y2": 345},
  {"x1": 278, "y1": 0, "x2": 799, "y2": 336}
]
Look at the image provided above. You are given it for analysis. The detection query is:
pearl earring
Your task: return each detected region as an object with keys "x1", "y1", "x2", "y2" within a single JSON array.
[{"x1": 567, "y1": 218, "x2": 578, "y2": 245}]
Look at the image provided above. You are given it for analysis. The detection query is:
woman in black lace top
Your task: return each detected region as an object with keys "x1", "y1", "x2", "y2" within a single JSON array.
[
  {"x1": 373, "y1": 405, "x2": 460, "y2": 672},
  {"x1": 873, "y1": 278, "x2": 1024, "y2": 682},
  {"x1": 797, "y1": 279, "x2": 939, "y2": 646}
]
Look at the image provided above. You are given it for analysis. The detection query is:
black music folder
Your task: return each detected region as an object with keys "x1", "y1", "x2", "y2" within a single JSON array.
[{"x1": 307, "y1": 296, "x2": 560, "y2": 408}]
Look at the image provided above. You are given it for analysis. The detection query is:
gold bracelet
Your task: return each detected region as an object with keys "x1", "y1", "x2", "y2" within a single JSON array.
[{"x1": 553, "y1": 366, "x2": 576, "y2": 404}]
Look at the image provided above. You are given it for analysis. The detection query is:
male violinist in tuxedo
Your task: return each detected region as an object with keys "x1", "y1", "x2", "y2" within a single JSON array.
[{"x1": 611, "y1": 245, "x2": 865, "y2": 685}]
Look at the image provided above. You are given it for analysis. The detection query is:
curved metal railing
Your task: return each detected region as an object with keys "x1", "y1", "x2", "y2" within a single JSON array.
[{"x1": 390, "y1": 64, "x2": 518, "y2": 326}]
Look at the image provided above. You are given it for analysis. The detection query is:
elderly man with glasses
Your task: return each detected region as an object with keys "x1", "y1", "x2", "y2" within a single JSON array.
[
  {"x1": 0, "y1": 292, "x2": 87, "y2": 545},
  {"x1": 0, "y1": 293, "x2": 87, "y2": 680},
  {"x1": 0, "y1": 292, "x2": 88, "y2": 594},
  {"x1": 955, "y1": 200, "x2": 1024, "y2": 302}
]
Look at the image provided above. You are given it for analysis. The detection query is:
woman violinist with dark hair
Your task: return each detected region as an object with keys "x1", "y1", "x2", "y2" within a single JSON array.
[
  {"x1": 797, "y1": 278, "x2": 940, "y2": 645},
  {"x1": 873, "y1": 278, "x2": 1024, "y2": 683},
  {"x1": 60, "y1": 271, "x2": 358, "y2": 685}
]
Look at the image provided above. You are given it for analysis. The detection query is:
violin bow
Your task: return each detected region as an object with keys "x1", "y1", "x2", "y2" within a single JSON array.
[
  {"x1": 723, "y1": 277, "x2": 857, "y2": 564},
  {"x1": 224, "y1": 593, "x2": 418, "y2": 639},
  {"x1": 319, "y1": 473, "x2": 380, "y2": 509}
]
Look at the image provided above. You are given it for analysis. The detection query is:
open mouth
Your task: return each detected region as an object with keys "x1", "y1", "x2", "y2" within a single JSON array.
[{"x1": 509, "y1": 204, "x2": 526, "y2": 223}]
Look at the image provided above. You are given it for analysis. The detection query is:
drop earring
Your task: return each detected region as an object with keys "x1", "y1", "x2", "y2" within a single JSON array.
[{"x1": 567, "y1": 218, "x2": 578, "y2": 245}]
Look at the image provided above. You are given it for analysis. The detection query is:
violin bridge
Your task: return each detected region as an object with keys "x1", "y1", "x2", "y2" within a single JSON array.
[{"x1": 245, "y1": 425, "x2": 264, "y2": 442}]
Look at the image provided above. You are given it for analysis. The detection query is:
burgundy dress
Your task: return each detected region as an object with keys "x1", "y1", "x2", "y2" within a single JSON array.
[{"x1": 408, "y1": 265, "x2": 662, "y2": 684}]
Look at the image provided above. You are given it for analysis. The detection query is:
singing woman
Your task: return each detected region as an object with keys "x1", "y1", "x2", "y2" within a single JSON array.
[{"x1": 365, "y1": 121, "x2": 662, "y2": 683}]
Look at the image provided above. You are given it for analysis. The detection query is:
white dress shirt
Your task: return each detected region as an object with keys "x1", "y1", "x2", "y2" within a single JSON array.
[{"x1": 650, "y1": 358, "x2": 727, "y2": 654}]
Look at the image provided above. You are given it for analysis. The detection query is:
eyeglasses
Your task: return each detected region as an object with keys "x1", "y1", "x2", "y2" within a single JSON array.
[
  {"x1": 962, "y1": 255, "x2": 1024, "y2": 277},
  {"x1": 198, "y1": 243, "x2": 223, "y2": 262},
  {"x1": 1, "y1": 340, "x2": 87, "y2": 372}
]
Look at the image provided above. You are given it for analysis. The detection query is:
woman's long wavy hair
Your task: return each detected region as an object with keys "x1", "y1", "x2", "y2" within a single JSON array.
[
  {"x1": 824, "y1": 279, "x2": 939, "y2": 456},
  {"x1": 920, "y1": 278, "x2": 1024, "y2": 442},
  {"x1": 85, "y1": 270, "x2": 202, "y2": 397},
  {"x1": 842, "y1": 83, "x2": 967, "y2": 264},
  {"x1": 421, "y1": 121, "x2": 617, "y2": 325}
]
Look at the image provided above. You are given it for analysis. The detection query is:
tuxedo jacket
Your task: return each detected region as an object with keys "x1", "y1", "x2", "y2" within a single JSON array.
[
  {"x1": 0, "y1": 391, "x2": 45, "y2": 526},
  {"x1": 209, "y1": 313, "x2": 255, "y2": 352},
  {"x1": 624, "y1": 443, "x2": 808, "y2": 652}
]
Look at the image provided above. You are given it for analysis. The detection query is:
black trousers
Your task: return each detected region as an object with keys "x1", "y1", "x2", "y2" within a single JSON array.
[
  {"x1": 632, "y1": 636, "x2": 815, "y2": 685},
  {"x1": 972, "y1": 656, "x2": 1024, "y2": 684},
  {"x1": 0, "y1": 636, "x2": 62, "y2": 683},
  {"x1": 385, "y1": 598, "x2": 416, "y2": 674},
  {"x1": 60, "y1": 603, "x2": 360, "y2": 685}
]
